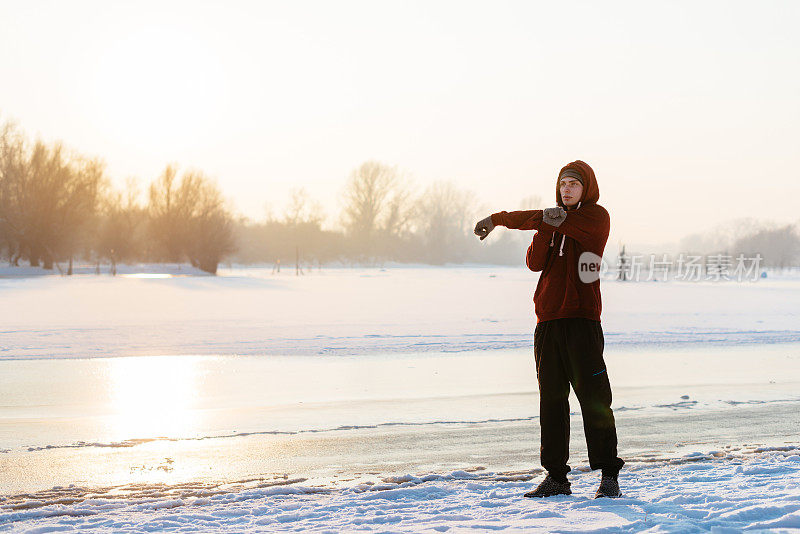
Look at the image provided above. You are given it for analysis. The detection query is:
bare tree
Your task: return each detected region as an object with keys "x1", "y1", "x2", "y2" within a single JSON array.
[
  {"x1": 148, "y1": 164, "x2": 187, "y2": 262},
  {"x1": 148, "y1": 165, "x2": 236, "y2": 273},
  {"x1": 184, "y1": 172, "x2": 236, "y2": 274},
  {"x1": 96, "y1": 177, "x2": 146, "y2": 265},
  {"x1": 0, "y1": 133, "x2": 104, "y2": 269},
  {"x1": 731, "y1": 223, "x2": 800, "y2": 269},
  {"x1": 0, "y1": 119, "x2": 28, "y2": 264},
  {"x1": 283, "y1": 186, "x2": 324, "y2": 227},
  {"x1": 61, "y1": 154, "x2": 107, "y2": 270},
  {"x1": 340, "y1": 161, "x2": 414, "y2": 260},
  {"x1": 679, "y1": 217, "x2": 763, "y2": 256},
  {"x1": 414, "y1": 180, "x2": 477, "y2": 264}
]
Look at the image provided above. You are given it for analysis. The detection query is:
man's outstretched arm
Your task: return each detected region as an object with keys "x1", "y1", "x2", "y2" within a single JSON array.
[
  {"x1": 475, "y1": 210, "x2": 543, "y2": 240},
  {"x1": 490, "y1": 209, "x2": 544, "y2": 231}
]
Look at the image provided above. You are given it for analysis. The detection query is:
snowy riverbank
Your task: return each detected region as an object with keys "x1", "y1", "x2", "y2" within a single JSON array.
[{"x1": 3, "y1": 445, "x2": 800, "y2": 532}]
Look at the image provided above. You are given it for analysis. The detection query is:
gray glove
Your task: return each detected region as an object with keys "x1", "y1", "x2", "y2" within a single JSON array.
[
  {"x1": 474, "y1": 215, "x2": 495, "y2": 240},
  {"x1": 543, "y1": 206, "x2": 567, "y2": 227}
]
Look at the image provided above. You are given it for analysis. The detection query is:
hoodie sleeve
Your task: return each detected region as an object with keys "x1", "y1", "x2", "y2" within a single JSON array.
[
  {"x1": 544, "y1": 204, "x2": 610, "y2": 254},
  {"x1": 490, "y1": 210, "x2": 543, "y2": 231},
  {"x1": 526, "y1": 225, "x2": 556, "y2": 272}
]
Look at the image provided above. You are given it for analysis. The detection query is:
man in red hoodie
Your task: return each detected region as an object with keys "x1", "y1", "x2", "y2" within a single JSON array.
[{"x1": 474, "y1": 160, "x2": 624, "y2": 499}]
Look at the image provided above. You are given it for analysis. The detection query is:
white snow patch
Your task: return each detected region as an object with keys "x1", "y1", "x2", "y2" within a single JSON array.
[{"x1": 3, "y1": 448, "x2": 800, "y2": 532}]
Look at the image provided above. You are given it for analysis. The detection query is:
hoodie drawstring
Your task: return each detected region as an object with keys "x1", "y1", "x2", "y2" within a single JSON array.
[{"x1": 557, "y1": 201, "x2": 580, "y2": 256}]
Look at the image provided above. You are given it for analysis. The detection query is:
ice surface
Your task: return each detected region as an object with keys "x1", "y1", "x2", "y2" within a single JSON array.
[
  {"x1": 1, "y1": 265, "x2": 799, "y2": 531},
  {"x1": 1, "y1": 266, "x2": 798, "y2": 360}
]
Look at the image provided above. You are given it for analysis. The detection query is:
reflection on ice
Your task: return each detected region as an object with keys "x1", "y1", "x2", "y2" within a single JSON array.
[
  {"x1": 106, "y1": 356, "x2": 199, "y2": 441},
  {"x1": 1, "y1": 343, "x2": 799, "y2": 495}
]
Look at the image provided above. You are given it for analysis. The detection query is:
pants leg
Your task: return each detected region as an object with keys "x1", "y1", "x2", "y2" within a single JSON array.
[
  {"x1": 533, "y1": 319, "x2": 572, "y2": 479},
  {"x1": 562, "y1": 318, "x2": 625, "y2": 475}
]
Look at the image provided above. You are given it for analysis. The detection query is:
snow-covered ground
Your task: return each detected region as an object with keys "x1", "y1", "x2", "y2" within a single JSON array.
[
  {"x1": 0, "y1": 262, "x2": 210, "y2": 279},
  {"x1": 3, "y1": 446, "x2": 800, "y2": 532},
  {"x1": 1, "y1": 265, "x2": 799, "y2": 360},
  {"x1": 1, "y1": 265, "x2": 799, "y2": 532}
]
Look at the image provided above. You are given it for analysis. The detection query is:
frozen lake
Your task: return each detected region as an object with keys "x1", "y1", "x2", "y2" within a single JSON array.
[
  {"x1": 2, "y1": 265, "x2": 800, "y2": 361},
  {"x1": 1, "y1": 266, "x2": 799, "y2": 531},
  {"x1": 2, "y1": 342, "x2": 800, "y2": 497}
]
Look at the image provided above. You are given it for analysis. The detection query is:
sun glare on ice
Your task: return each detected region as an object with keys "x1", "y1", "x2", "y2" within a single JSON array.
[{"x1": 106, "y1": 355, "x2": 200, "y2": 441}]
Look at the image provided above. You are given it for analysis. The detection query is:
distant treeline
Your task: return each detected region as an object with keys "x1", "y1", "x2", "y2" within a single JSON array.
[
  {"x1": 2, "y1": 116, "x2": 798, "y2": 273},
  {"x1": 675, "y1": 218, "x2": 800, "y2": 270},
  {"x1": 0, "y1": 117, "x2": 535, "y2": 273},
  {"x1": 0, "y1": 119, "x2": 235, "y2": 274},
  {"x1": 232, "y1": 166, "x2": 545, "y2": 267}
]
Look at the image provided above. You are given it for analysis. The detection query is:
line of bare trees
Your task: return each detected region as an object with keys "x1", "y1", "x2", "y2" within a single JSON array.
[
  {"x1": 0, "y1": 119, "x2": 235, "y2": 274},
  {"x1": 4, "y1": 116, "x2": 797, "y2": 273},
  {"x1": 0, "y1": 115, "x2": 528, "y2": 272},
  {"x1": 678, "y1": 218, "x2": 800, "y2": 269},
  {"x1": 233, "y1": 161, "x2": 536, "y2": 267}
]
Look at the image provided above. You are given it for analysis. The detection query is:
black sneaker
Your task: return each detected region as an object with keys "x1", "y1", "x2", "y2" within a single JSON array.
[
  {"x1": 523, "y1": 474, "x2": 572, "y2": 498},
  {"x1": 594, "y1": 475, "x2": 622, "y2": 498}
]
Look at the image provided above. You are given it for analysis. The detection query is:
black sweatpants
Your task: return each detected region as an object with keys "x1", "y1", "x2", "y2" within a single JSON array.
[{"x1": 533, "y1": 317, "x2": 624, "y2": 479}]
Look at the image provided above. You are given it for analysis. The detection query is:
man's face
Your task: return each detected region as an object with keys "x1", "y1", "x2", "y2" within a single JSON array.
[{"x1": 559, "y1": 177, "x2": 583, "y2": 207}]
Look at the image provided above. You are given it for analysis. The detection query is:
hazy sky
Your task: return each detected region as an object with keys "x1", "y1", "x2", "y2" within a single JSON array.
[{"x1": 1, "y1": 0, "x2": 798, "y2": 251}]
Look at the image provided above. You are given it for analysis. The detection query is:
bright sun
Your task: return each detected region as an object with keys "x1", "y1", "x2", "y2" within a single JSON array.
[{"x1": 89, "y1": 25, "x2": 228, "y2": 150}]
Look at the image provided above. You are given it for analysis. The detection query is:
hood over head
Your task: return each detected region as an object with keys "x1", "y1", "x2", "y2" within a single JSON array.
[{"x1": 556, "y1": 160, "x2": 599, "y2": 209}]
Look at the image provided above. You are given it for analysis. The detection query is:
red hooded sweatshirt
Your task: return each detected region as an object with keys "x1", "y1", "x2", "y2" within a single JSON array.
[{"x1": 490, "y1": 160, "x2": 610, "y2": 323}]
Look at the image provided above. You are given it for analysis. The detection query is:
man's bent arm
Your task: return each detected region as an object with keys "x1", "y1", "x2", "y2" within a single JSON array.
[
  {"x1": 543, "y1": 204, "x2": 610, "y2": 253},
  {"x1": 526, "y1": 226, "x2": 555, "y2": 272},
  {"x1": 491, "y1": 210, "x2": 543, "y2": 231}
]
